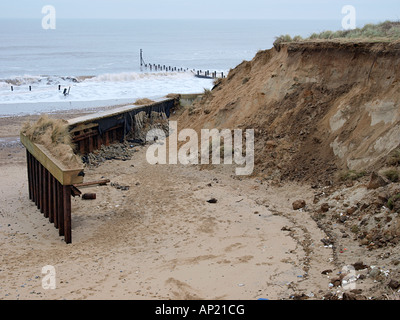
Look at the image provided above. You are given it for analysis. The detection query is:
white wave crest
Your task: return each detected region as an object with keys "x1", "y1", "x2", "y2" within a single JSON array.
[
  {"x1": 86, "y1": 71, "x2": 194, "y2": 83},
  {"x1": 0, "y1": 75, "x2": 78, "y2": 86}
]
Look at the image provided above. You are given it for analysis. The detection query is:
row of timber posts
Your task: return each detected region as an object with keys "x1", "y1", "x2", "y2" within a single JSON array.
[
  {"x1": 26, "y1": 150, "x2": 72, "y2": 243},
  {"x1": 195, "y1": 70, "x2": 224, "y2": 79},
  {"x1": 9, "y1": 85, "x2": 70, "y2": 94},
  {"x1": 140, "y1": 49, "x2": 225, "y2": 79}
]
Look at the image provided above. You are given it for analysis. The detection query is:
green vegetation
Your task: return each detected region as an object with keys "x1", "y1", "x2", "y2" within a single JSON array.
[
  {"x1": 382, "y1": 169, "x2": 400, "y2": 182},
  {"x1": 337, "y1": 170, "x2": 367, "y2": 182},
  {"x1": 203, "y1": 88, "x2": 212, "y2": 98},
  {"x1": 386, "y1": 148, "x2": 400, "y2": 166},
  {"x1": 274, "y1": 20, "x2": 400, "y2": 47},
  {"x1": 350, "y1": 225, "x2": 360, "y2": 234},
  {"x1": 387, "y1": 194, "x2": 400, "y2": 210}
]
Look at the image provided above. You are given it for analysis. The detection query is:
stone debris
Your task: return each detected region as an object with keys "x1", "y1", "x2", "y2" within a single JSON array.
[
  {"x1": 82, "y1": 141, "x2": 140, "y2": 167},
  {"x1": 292, "y1": 199, "x2": 306, "y2": 210},
  {"x1": 110, "y1": 182, "x2": 130, "y2": 191}
]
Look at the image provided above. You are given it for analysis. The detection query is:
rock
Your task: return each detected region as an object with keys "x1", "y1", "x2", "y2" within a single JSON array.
[
  {"x1": 377, "y1": 192, "x2": 388, "y2": 203},
  {"x1": 323, "y1": 292, "x2": 339, "y2": 300},
  {"x1": 330, "y1": 277, "x2": 342, "y2": 287},
  {"x1": 342, "y1": 292, "x2": 357, "y2": 300},
  {"x1": 320, "y1": 203, "x2": 330, "y2": 212},
  {"x1": 345, "y1": 181, "x2": 354, "y2": 187},
  {"x1": 111, "y1": 182, "x2": 130, "y2": 191},
  {"x1": 321, "y1": 269, "x2": 333, "y2": 275},
  {"x1": 321, "y1": 238, "x2": 333, "y2": 246},
  {"x1": 346, "y1": 206, "x2": 357, "y2": 215},
  {"x1": 313, "y1": 195, "x2": 320, "y2": 204},
  {"x1": 360, "y1": 238, "x2": 370, "y2": 246},
  {"x1": 350, "y1": 289, "x2": 363, "y2": 294},
  {"x1": 358, "y1": 274, "x2": 367, "y2": 280},
  {"x1": 343, "y1": 292, "x2": 367, "y2": 300},
  {"x1": 291, "y1": 293, "x2": 309, "y2": 300},
  {"x1": 388, "y1": 279, "x2": 400, "y2": 290},
  {"x1": 353, "y1": 261, "x2": 369, "y2": 271},
  {"x1": 206, "y1": 198, "x2": 218, "y2": 204},
  {"x1": 367, "y1": 172, "x2": 389, "y2": 190},
  {"x1": 292, "y1": 199, "x2": 306, "y2": 210},
  {"x1": 82, "y1": 193, "x2": 96, "y2": 200}
]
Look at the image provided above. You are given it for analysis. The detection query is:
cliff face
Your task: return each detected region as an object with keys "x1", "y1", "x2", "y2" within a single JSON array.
[{"x1": 179, "y1": 41, "x2": 400, "y2": 184}]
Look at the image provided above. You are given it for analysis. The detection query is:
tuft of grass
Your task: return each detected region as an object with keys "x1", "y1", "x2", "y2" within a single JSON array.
[
  {"x1": 338, "y1": 170, "x2": 367, "y2": 182},
  {"x1": 386, "y1": 148, "x2": 400, "y2": 166},
  {"x1": 199, "y1": 88, "x2": 213, "y2": 105},
  {"x1": 203, "y1": 88, "x2": 212, "y2": 98},
  {"x1": 350, "y1": 225, "x2": 360, "y2": 234},
  {"x1": 21, "y1": 115, "x2": 82, "y2": 168},
  {"x1": 387, "y1": 194, "x2": 400, "y2": 210},
  {"x1": 273, "y1": 34, "x2": 293, "y2": 47},
  {"x1": 382, "y1": 169, "x2": 399, "y2": 182},
  {"x1": 274, "y1": 20, "x2": 400, "y2": 44}
]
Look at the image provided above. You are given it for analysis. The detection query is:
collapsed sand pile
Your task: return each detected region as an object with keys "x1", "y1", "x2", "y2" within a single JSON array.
[
  {"x1": 21, "y1": 114, "x2": 82, "y2": 169},
  {"x1": 177, "y1": 41, "x2": 400, "y2": 185},
  {"x1": 130, "y1": 110, "x2": 169, "y2": 142},
  {"x1": 133, "y1": 98, "x2": 155, "y2": 105}
]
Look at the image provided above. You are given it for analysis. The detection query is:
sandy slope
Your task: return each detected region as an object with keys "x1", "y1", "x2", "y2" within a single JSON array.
[{"x1": 178, "y1": 41, "x2": 400, "y2": 185}]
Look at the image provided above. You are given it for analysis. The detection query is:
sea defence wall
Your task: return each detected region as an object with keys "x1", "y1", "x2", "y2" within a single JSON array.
[
  {"x1": 68, "y1": 97, "x2": 177, "y2": 155},
  {"x1": 20, "y1": 133, "x2": 84, "y2": 244},
  {"x1": 178, "y1": 93, "x2": 204, "y2": 107},
  {"x1": 20, "y1": 95, "x2": 197, "y2": 243}
]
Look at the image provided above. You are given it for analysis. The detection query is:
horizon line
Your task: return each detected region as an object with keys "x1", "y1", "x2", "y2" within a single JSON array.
[{"x1": 0, "y1": 17, "x2": 385, "y2": 21}]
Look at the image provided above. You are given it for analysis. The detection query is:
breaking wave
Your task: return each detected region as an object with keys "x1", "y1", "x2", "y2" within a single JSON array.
[
  {"x1": 0, "y1": 71, "x2": 196, "y2": 88},
  {"x1": 0, "y1": 70, "x2": 213, "y2": 116},
  {"x1": 0, "y1": 75, "x2": 79, "y2": 87},
  {"x1": 84, "y1": 71, "x2": 195, "y2": 83}
]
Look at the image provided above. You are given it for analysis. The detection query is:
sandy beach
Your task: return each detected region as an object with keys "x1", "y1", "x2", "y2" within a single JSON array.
[
  {"x1": 0, "y1": 110, "x2": 339, "y2": 300},
  {"x1": 2, "y1": 3, "x2": 400, "y2": 304}
]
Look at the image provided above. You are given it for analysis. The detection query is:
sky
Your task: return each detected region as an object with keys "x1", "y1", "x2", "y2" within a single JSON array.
[{"x1": 0, "y1": 0, "x2": 399, "y2": 21}]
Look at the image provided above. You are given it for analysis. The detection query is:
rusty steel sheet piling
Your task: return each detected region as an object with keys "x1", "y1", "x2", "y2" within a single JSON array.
[{"x1": 21, "y1": 133, "x2": 84, "y2": 244}]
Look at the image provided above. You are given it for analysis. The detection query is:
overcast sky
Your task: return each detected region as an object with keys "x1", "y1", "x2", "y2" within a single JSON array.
[{"x1": 1, "y1": 0, "x2": 399, "y2": 20}]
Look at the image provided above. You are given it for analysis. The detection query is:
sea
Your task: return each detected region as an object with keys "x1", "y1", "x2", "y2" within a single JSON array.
[{"x1": 0, "y1": 18, "x2": 378, "y2": 117}]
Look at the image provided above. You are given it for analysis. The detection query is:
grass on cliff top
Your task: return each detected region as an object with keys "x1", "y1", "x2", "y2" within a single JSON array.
[{"x1": 274, "y1": 20, "x2": 400, "y2": 46}]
